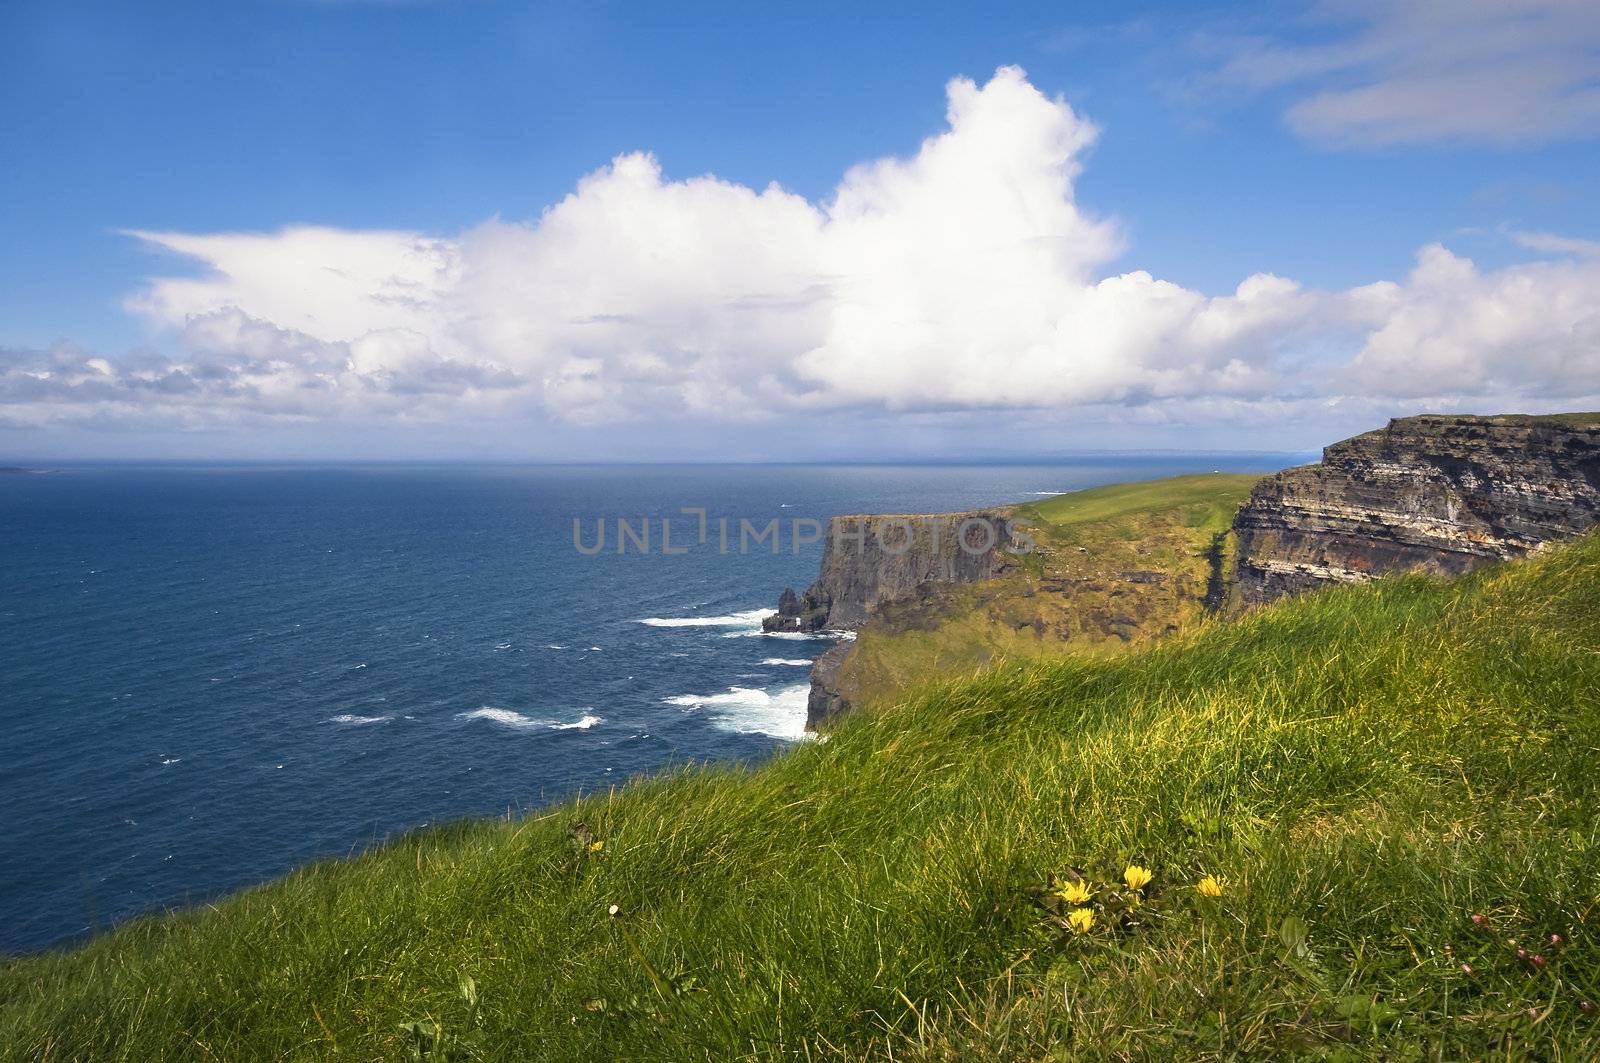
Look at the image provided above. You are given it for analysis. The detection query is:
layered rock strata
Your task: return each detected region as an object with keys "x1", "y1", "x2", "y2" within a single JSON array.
[{"x1": 1232, "y1": 414, "x2": 1600, "y2": 607}]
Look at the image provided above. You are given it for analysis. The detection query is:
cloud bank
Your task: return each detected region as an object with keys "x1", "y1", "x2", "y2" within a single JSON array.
[{"x1": 5, "y1": 66, "x2": 1598, "y2": 448}]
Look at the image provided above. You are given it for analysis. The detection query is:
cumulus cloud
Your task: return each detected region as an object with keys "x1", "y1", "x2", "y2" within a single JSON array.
[
  {"x1": 1203, "y1": 0, "x2": 1600, "y2": 147},
  {"x1": 7, "y1": 65, "x2": 1598, "y2": 446},
  {"x1": 112, "y1": 67, "x2": 1334, "y2": 423},
  {"x1": 1348, "y1": 245, "x2": 1600, "y2": 398}
]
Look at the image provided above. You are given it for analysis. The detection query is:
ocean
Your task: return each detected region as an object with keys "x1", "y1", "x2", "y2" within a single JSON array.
[{"x1": 0, "y1": 457, "x2": 1294, "y2": 953}]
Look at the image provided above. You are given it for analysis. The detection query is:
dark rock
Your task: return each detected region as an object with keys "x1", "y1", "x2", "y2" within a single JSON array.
[
  {"x1": 803, "y1": 511, "x2": 1028, "y2": 630},
  {"x1": 1233, "y1": 413, "x2": 1600, "y2": 607},
  {"x1": 805, "y1": 643, "x2": 853, "y2": 731},
  {"x1": 762, "y1": 585, "x2": 832, "y2": 633},
  {"x1": 770, "y1": 510, "x2": 1033, "y2": 729},
  {"x1": 766, "y1": 510, "x2": 1029, "y2": 635}
]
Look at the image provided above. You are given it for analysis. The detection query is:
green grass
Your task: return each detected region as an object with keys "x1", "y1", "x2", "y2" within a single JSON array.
[
  {"x1": 1022, "y1": 472, "x2": 1261, "y2": 530},
  {"x1": 5, "y1": 535, "x2": 1600, "y2": 1060},
  {"x1": 1436, "y1": 412, "x2": 1600, "y2": 429}
]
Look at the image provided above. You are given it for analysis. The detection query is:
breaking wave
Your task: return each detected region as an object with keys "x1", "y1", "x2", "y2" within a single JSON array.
[
  {"x1": 456, "y1": 707, "x2": 603, "y2": 732},
  {"x1": 727, "y1": 628, "x2": 854, "y2": 641},
  {"x1": 328, "y1": 714, "x2": 392, "y2": 725},
  {"x1": 636, "y1": 608, "x2": 772, "y2": 629},
  {"x1": 663, "y1": 684, "x2": 811, "y2": 740}
]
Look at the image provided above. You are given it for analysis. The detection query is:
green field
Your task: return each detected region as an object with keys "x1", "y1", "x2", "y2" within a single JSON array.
[{"x1": 4, "y1": 531, "x2": 1600, "y2": 1059}]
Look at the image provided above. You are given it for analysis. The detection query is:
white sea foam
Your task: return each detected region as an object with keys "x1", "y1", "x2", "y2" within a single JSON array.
[
  {"x1": 726, "y1": 627, "x2": 855, "y2": 641},
  {"x1": 456, "y1": 707, "x2": 603, "y2": 732},
  {"x1": 328, "y1": 714, "x2": 392, "y2": 725},
  {"x1": 545, "y1": 644, "x2": 567, "y2": 650},
  {"x1": 495, "y1": 643, "x2": 512, "y2": 650},
  {"x1": 636, "y1": 608, "x2": 771, "y2": 629},
  {"x1": 663, "y1": 684, "x2": 811, "y2": 740},
  {"x1": 761, "y1": 657, "x2": 813, "y2": 666}
]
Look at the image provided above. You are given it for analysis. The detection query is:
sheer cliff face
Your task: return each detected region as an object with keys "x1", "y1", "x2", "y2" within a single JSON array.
[
  {"x1": 1233, "y1": 415, "x2": 1600, "y2": 607},
  {"x1": 763, "y1": 511, "x2": 1030, "y2": 731},
  {"x1": 765, "y1": 511, "x2": 1026, "y2": 634}
]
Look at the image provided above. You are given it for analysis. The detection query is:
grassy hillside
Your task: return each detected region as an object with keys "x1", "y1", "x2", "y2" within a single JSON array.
[
  {"x1": 833, "y1": 473, "x2": 1262, "y2": 711},
  {"x1": 5, "y1": 533, "x2": 1600, "y2": 1060}
]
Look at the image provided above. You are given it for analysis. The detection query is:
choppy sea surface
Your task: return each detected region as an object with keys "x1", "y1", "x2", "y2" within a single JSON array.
[{"x1": 0, "y1": 457, "x2": 1296, "y2": 952}]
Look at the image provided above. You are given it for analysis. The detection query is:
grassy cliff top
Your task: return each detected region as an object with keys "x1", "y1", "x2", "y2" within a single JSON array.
[
  {"x1": 5, "y1": 534, "x2": 1600, "y2": 1059},
  {"x1": 1387, "y1": 412, "x2": 1600, "y2": 429},
  {"x1": 1024, "y1": 471, "x2": 1261, "y2": 529}
]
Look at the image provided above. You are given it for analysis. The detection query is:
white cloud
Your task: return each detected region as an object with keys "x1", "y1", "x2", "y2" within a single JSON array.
[
  {"x1": 124, "y1": 227, "x2": 462, "y2": 349},
  {"x1": 1348, "y1": 244, "x2": 1600, "y2": 397},
  {"x1": 6, "y1": 65, "x2": 1597, "y2": 448},
  {"x1": 113, "y1": 67, "x2": 1330, "y2": 423},
  {"x1": 1204, "y1": 0, "x2": 1600, "y2": 147},
  {"x1": 1505, "y1": 227, "x2": 1600, "y2": 258}
]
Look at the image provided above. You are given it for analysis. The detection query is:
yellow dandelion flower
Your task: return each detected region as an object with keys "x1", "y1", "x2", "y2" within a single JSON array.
[
  {"x1": 1195, "y1": 874, "x2": 1226, "y2": 898},
  {"x1": 1057, "y1": 879, "x2": 1094, "y2": 905},
  {"x1": 588, "y1": 840, "x2": 605, "y2": 852},
  {"x1": 1068, "y1": 907, "x2": 1096, "y2": 934},
  {"x1": 1123, "y1": 865, "x2": 1153, "y2": 891}
]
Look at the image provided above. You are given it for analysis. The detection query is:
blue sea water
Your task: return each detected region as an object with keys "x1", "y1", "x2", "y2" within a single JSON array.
[{"x1": 0, "y1": 457, "x2": 1295, "y2": 953}]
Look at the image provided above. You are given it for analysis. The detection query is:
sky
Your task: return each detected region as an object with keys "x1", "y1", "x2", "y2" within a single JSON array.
[{"x1": 2, "y1": 0, "x2": 1598, "y2": 461}]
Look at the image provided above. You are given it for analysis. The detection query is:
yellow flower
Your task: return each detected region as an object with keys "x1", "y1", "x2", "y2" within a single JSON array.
[
  {"x1": 588, "y1": 840, "x2": 605, "y2": 852},
  {"x1": 1057, "y1": 879, "x2": 1094, "y2": 905},
  {"x1": 1123, "y1": 865, "x2": 1153, "y2": 891},
  {"x1": 1195, "y1": 874, "x2": 1226, "y2": 898},
  {"x1": 1068, "y1": 908, "x2": 1096, "y2": 934}
]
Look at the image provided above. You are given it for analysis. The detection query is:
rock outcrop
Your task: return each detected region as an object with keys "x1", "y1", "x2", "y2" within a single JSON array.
[
  {"x1": 1233, "y1": 414, "x2": 1600, "y2": 607},
  {"x1": 805, "y1": 643, "x2": 854, "y2": 732},
  {"x1": 765, "y1": 511, "x2": 1027, "y2": 633},
  {"x1": 764, "y1": 511, "x2": 1030, "y2": 729}
]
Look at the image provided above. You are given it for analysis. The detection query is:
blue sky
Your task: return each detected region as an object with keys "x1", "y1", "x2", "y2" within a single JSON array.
[{"x1": 3, "y1": 1, "x2": 1599, "y2": 459}]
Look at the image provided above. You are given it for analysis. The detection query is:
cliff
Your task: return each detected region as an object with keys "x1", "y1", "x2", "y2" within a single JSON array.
[
  {"x1": 777, "y1": 415, "x2": 1600, "y2": 732},
  {"x1": 763, "y1": 510, "x2": 1030, "y2": 730},
  {"x1": 1232, "y1": 413, "x2": 1600, "y2": 607},
  {"x1": 766, "y1": 478, "x2": 1265, "y2": 731},
  {"x1": 765, "y1": 511, "x2": 1027, "y2": 634}
]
